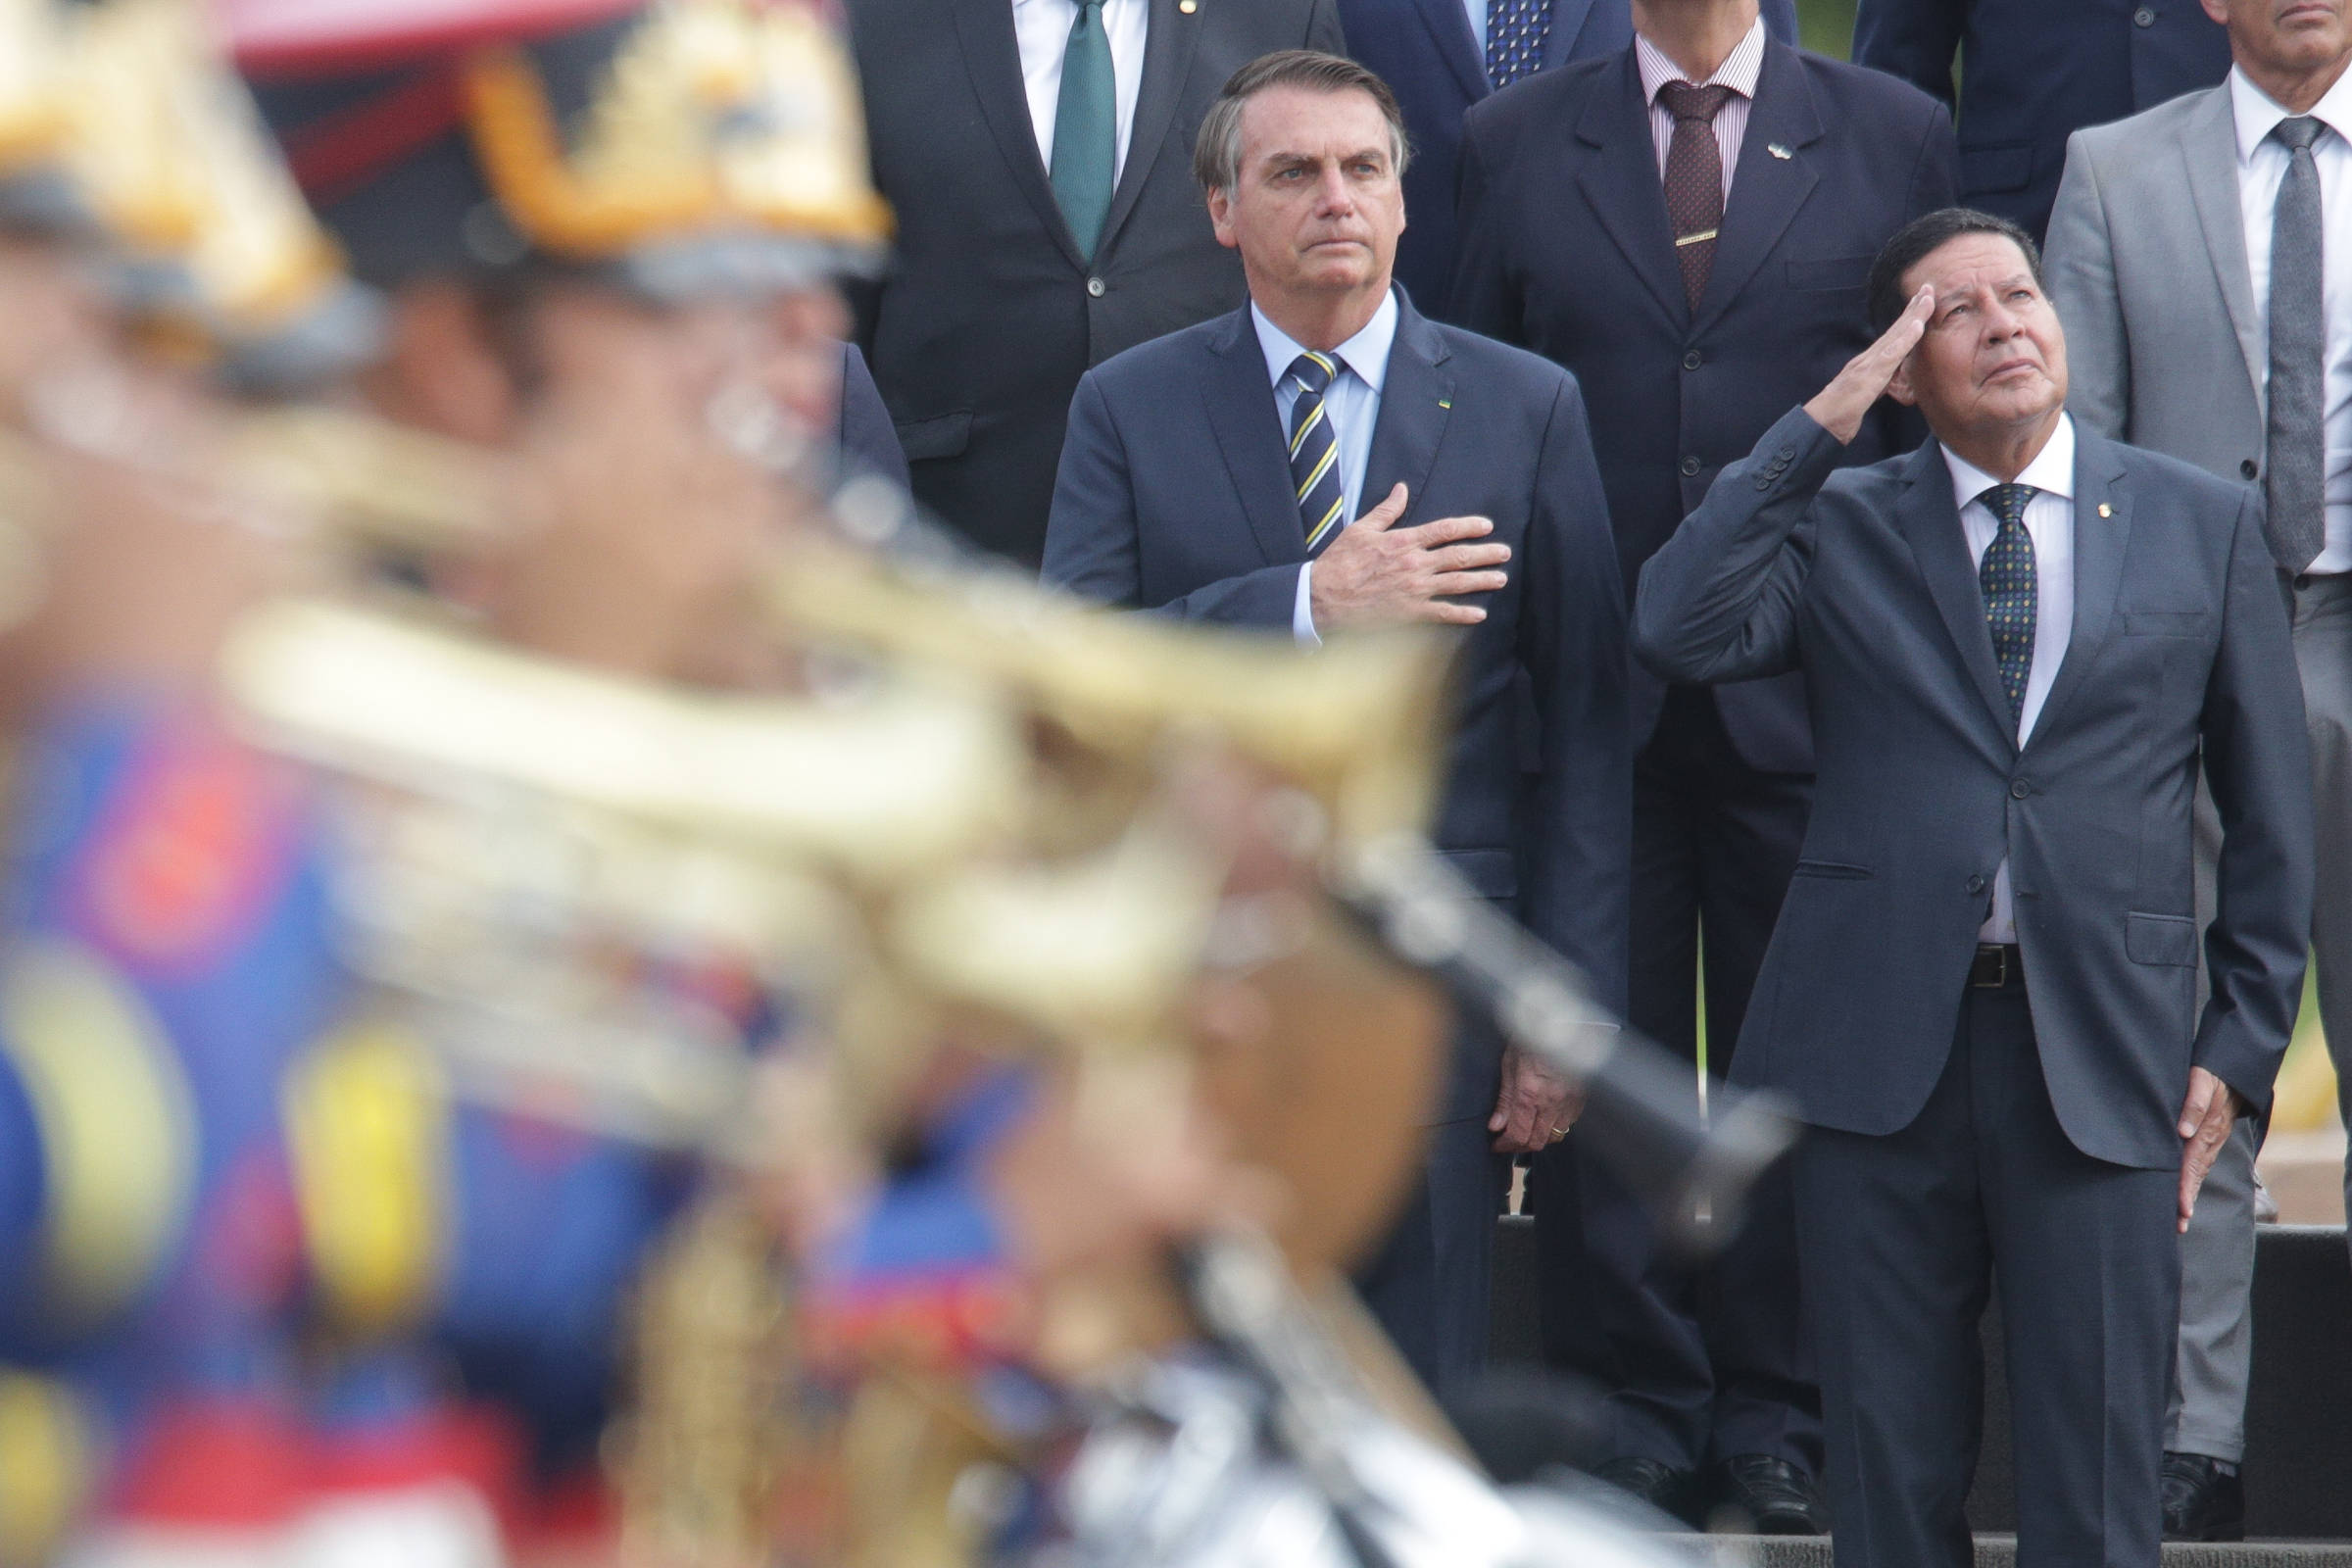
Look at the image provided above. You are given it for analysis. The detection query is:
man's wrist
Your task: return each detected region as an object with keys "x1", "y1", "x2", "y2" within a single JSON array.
[{"x1": 1293, "y1": 562, "x2": 1322, "y2": 646}]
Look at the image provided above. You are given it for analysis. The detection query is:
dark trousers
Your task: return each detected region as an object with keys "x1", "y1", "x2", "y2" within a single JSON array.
[
  {"x1": 1798, "y1": 974, "x2": 2177, "y2": 1568},
  {"x1": 1354, "y1": 1114, "x2": 1505, "y2": 1397},
  {"x1": 1531, "y1": 685, "x2": 1819, "y2": 1473}
]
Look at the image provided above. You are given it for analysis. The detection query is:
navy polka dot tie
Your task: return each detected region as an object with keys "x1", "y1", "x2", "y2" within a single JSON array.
[
  {"x1": 1486, "y1": 0, "x2": 1553, "y2": 90},
  {"x1": 1980, "y1": 483, "x2": 2038, "y2": 727}
]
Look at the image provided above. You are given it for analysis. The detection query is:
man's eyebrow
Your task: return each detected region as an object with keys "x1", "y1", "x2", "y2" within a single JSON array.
[{"x1": 1254, "y1": 145, "x2": 1390, "y2": 169}]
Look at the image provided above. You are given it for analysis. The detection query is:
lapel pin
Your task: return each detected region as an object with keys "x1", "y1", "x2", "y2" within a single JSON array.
[
  {"x1": 1438, "y1": 398, "x2": 1452, "y2": 410},
  {"x1": 1768, "y1": 142, "x2": 1793, "y2": 160},
  {"x1": 2098, "y1": 503, "x2": 2114, "y2": 517}
]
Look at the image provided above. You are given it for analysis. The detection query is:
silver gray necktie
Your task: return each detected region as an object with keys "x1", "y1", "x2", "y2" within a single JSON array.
[{"x1": 2266, "y1": 115, "x2": 2328, "y2": 574}]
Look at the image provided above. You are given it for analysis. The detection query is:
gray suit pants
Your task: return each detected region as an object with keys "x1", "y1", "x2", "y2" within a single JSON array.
[{"x1": 2173, "y1": 571, "x2": 2352, "y2": 1463}]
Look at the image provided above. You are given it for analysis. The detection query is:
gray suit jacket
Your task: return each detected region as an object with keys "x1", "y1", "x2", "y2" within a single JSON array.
[
  {"x1": 1633, "y1": 408, "x2": 2312, "y2": 1169},
  {"x1": 2044, "y1": 84, "x2": 2269, "y2": 489}
]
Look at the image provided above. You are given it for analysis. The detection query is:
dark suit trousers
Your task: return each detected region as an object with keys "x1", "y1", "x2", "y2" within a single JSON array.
[
  {"x1": 1531, "y1": 684, "x2": 1818, "y2": 1473},
  {"x1": 1353, "y1": 1113, "x2": 1505, "y2": 1400},
  {"x1": 1798, "y1": 974, "x2": 2177, "y2": 1568}
]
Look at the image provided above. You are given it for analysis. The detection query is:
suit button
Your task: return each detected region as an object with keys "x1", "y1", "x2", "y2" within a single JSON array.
[
  {"x1": 1683, "y1": 350, "x2": 1703, "y2": 370},
  {"x1": 2133, "y1": 4, "x2": 2155, "y2": 22},
  {"x1": 2010, "y1": 779, "x2": 2032, "y2": 799},
  {"x1": 1086, "y1": 276, "x2": 1105, "y2": 298},
  {"x1": 1681, "y1": 456, "x2": 1702, "y2": 476},
  {"x1": 1966, "y1": 874, "x2": 1986, "y2": 895},
  {"x1": 2242, "y1": 458, "x2": 2260, "y2": 479}
]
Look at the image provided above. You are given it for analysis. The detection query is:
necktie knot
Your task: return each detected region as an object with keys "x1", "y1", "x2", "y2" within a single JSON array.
[
  {"x1": 1289, "y1": 351, "x2": 1337, "y2": 396},
  {"x1": 1658, "y1": 80, "x2": 1735, "y2": 125},
  {"x1": 2275, "y1": 115, "x2": 2327, "y2": 154},
  {"x1": 1983, "y1": 482, "x2": 2037, "y2": 530}
]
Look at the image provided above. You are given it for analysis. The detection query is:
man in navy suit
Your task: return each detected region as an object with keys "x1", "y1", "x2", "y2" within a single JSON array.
[
  {"x1": 1855, "y1": 0, "x2": 2230, "y2": 246},
  {"x1": 1634, "y1": 205, "x2": 2311, "y2": 1568},
  {"x1": 1447, "y1": 0, "x2": 1954, "y2": 1529},
  {"x1": 1042, "y1": 50, "x2": 1630, "y2": 1396},
  {"x1": 1333, "y1": 0, "x2": 1796, "y2": 312}
]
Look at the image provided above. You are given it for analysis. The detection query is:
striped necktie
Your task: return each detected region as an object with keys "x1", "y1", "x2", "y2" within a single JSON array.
[
  {"x1": 1287, "y1": 352, "x2": 1349, "y2": 554},
  {"x1": 1979, "y1": 483, "x2": 2038, "y2": 727}
]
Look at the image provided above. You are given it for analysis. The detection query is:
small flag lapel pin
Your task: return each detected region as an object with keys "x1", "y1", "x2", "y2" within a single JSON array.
[{"x1": 1768, "y1": 143, "x2": 1793, "y2": 160}]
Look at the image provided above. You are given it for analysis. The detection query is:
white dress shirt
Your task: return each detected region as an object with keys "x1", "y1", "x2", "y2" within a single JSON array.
[
  {"x1": 2230, "y1": 64, "x2": 2352, "y2": 574},
  {"x1": 1635, "y1": 17, "x2": 1765, "y2": 204},
  {"x1": 1250, "y1": 292, "x2": 1400, "y2": 644},
  {"x1": 1944, "y1": 414, "x2": 2078, "y2": 944},
  {"x1": 1011, "y1": 0, "x2": 1149, "y2": 185}
]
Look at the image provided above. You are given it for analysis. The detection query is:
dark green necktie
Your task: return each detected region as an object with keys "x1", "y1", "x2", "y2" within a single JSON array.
[{"x1": 1050, "y1": 0, "x2": 1115, "y2": 261}]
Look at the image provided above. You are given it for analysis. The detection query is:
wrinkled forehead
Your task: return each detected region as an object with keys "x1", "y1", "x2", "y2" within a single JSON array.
[
  {"x1": 1904, "y1": 232, "x2": 2036, "y2": 302},
  {"x1": 1237, "y1": 85, "x2": 1394, "y2": 168}
]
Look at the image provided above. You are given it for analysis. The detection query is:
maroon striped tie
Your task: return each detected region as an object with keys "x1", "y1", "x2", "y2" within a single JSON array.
[{"x1": 1659, "y1": 80, "x2": 1733, "y2": 311}]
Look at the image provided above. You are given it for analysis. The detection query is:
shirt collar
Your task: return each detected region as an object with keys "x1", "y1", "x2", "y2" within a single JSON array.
[
  {"x1": 1636, "y1": 17, "x2": 1766, "y2": 106},
  {"x1": 1250, "y1": 288, "x2": 1399, "y2": 396},
  {"x1": 2230, "y1": 63, "x2": 2352, "y2": 167},
  {"x1": 1943, "y1": 412, "x2": 2077, "y2": 517}
]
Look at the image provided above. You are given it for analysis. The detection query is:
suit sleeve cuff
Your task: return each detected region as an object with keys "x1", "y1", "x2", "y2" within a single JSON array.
[{"x1": 1293, "y1": 563, "x2": 1321, "y2": 646}]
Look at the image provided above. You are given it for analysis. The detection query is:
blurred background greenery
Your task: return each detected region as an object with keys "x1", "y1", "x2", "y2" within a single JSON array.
[{"x1": 1797, "y1": 0, "x2": 1858, "y2": 56}]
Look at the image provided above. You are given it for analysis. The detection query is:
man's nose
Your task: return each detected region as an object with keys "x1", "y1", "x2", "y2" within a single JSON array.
[{"x1": 1314, "y1": 165, "x2": 1356, "y2": 214}]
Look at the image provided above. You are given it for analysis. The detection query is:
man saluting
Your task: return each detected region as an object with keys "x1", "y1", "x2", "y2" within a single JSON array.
[{"x1": 1633, "y1": 207, "x2": 2313, "y2": 1568}]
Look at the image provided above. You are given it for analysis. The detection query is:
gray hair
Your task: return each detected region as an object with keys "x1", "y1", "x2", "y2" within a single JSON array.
[{"x1": 1193, "y1": 51, "x2": 1412, "y2": 195}]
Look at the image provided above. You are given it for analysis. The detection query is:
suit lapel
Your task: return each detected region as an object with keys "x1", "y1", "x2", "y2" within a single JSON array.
[
  {"x1": 1893, "y1": 442, "x2": 2017, "y2": 746},
  {"x1": 1574, "y1": 50, "x2": 1687, "y2": 328},
  {"x1": 1098, "y1": 0, "x2": 1197, "y2": 257},
  {"x1": 2027, "y1": 432, "x2": 2132, "y2": 746},
  {"x1": 1542, "y1": 0, "x2": 1601, "y2": 69},
  {"x1": 2180, "y1": 85, "x2": 2266, "y2": 416},
  {"x1": 1690, "y1": 41, "x2": 1822, "y2": 335},
  {"x1": 950, "y1": 0, "x2": 1087, "y2": 270},
  {"x1": 1363, "y1": 294, "x2": 1457, "y2": 526},
  {"x1": 1413, "y1": 0, "x2": 1492, "y2": 102},
  {"x1": 1203, "y1": 309, "x2": 1312, "y2": 568}
]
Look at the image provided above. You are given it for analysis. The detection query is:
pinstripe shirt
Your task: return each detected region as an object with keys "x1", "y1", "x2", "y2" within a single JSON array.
[{"x1": 1635, "y1": 17, "x2": 1765, "y2": 205}]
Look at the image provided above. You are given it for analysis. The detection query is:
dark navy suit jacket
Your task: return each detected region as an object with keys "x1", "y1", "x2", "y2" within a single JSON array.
[
  {"x1": 1854, "y1": 0, "x2": 2230, "y2": 245},
  {"x1": 1635, "y1": 410, "x2": 2312, "y2": 1169},
  {"x1": 1339, "y1": 0, "x2": 1796, "y2": 315},
  {"x1": 1450, "y1": 40, "x2": 1954, "y2": 773},
  {"x1": 1041, "y1": 291, "x2": 1631, "y2": 1122}
]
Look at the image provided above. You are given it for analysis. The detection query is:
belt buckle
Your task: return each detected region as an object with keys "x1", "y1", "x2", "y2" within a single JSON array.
[{"x1": 1973, "y1": 944, "x2": 2009, "y2": 989}]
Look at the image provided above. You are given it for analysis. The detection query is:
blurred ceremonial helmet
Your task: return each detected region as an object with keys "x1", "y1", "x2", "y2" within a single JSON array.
[
  {"x1": 229, "y1": 0, "x2": 893, "y2": 303},
  {"x1": 0, "y1": 0, "x2": 386, "y2": 393}
]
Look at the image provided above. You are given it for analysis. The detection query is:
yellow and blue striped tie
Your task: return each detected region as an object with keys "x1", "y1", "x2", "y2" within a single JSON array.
[
  {"x1": 1980, "y1": 482, "x2": 2038, "y2": 726},
  {"x1": 1287, "y1": 352, "x2": 1348, "y2": 554}
]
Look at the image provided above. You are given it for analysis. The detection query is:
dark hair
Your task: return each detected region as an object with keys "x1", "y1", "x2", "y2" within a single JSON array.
[
  {"x1": 1193, "y1": 50, "x2": 1411, "y2": 193},
  {"x1": 1866, "y1": 207, "x2": 2043, "y2": 329}
]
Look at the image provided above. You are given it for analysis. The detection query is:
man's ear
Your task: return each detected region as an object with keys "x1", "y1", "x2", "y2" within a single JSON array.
[
  {"x1": 2199, "y1": 0, "x2": 2230, "y2": 26},
  {"x1": 1886, "y1": 355, "x2": 1919, "y2": 409},
  {"x1": 365, "y1": 279, "x2": 522, "y2": 444},
  {"x1": 1206, "y1": 185, "x2": 1239, "y2": 251}
]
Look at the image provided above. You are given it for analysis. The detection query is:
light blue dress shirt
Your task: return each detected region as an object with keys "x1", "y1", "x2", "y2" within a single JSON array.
[
  {"x1": 1250, "y1": 291, "x2": 1398, "y2": 643},
  {"x1": 1463, "y1": 0, "x2": 1488, "y2": 53}
]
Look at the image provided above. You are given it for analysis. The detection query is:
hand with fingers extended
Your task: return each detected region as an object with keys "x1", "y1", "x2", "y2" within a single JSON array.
[
  {"x1": 2176, "y1": 1065, "x2": 2248, "y2": 1235},
  {"x1": 1307, "y1": 482, "x2": 1511, "y2": 631},
  {"x1": 1803, "y1": 283, "x2": 1936, "y2": 445}
]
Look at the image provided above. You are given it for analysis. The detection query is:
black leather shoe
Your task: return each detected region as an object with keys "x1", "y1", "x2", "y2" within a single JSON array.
[
  {"x1": 1590, "y1": 1456, "x2": 1697, "y2": 1525},
  {"x1": 1704, "y1": 1454, "x2": 1829, "y2": 1535},
  {"x1": 2162, "y1": 1451, "x2": 2245, "y2": 1542}
]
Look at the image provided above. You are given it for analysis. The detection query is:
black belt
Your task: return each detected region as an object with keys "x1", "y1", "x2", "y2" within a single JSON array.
[{"x1": 1969, "y1": 943, "x2": 2023, "y2": 989}]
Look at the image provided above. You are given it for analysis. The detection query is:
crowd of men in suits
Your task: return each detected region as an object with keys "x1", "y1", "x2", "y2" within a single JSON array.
[{"x1": 841, "y1": 1, "x2": 2350, "y2": 1565}]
